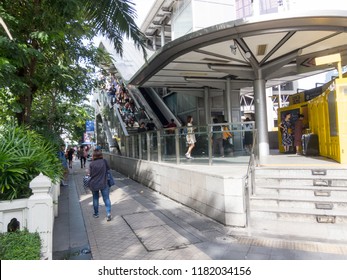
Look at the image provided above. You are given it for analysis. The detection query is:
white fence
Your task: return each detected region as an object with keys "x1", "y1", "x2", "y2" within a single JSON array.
[{"x1": 0, "y1": 173, "x2": 59, "y2": 260}]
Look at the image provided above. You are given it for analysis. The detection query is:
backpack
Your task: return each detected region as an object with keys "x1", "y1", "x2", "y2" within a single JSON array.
[{"x1": 181, "y1": 127, "x2": 188, "y2": 136}]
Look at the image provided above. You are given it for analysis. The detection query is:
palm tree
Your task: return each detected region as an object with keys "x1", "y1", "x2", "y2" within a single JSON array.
[
  {"x1": 1, "y1": 0, "x2": 146, "y2": 56},
  {"x1": 85, "y1": 0, "x2": 147, "y2": 57},
  {"x1": 0, "y1": 0, "x2": 147, "y2": 126},
  {"x1": 0, "y1": 17, "x2": 12, "y2": 40}
]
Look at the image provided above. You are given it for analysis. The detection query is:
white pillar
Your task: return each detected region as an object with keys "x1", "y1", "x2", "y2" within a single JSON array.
[
  {"x1": 28, "y1": 173, "x2": 54, "y2": 260},
  {"x1": 254, "y1": 77, "x2": 270, "y2": 158},
  {"x1": 266, "y1": 87, "x2": 275, "y2": 131}
]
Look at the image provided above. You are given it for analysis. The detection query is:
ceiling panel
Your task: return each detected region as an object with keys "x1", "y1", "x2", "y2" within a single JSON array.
[
  {"x1": 301, "y1": 33, "x2": 347, "y2": 55},
  {"x1": 268, "y1": 31, "x2": 337, "y2": 60},
  {"x1": 199, "y1": 41, "x2": 248, "y2": 65},
  {"x1": 156, "y1": 69, "x2": 224, "y2": 78},
  {"x1": 163, "y1": 62, "x2": 212, "y2": 71},
  {"x1": 243, "y1": 32, "x2": 288, "y2": 61}
]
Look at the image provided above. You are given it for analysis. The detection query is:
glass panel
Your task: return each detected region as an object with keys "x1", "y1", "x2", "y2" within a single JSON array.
[
  {"x1": 139, "y1": 133, "x2": 148, "y2": 160},
  {"x1": 160, "y1": 128, "x2": 177, "y2": 163}
]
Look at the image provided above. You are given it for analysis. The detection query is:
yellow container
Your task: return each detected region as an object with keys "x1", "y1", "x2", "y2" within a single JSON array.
[
  {"x1": 289, "y1": 92, "x2": 305, "y2": 105},
  {"x1": 307, "y1": 78, "x2": 347, "y2": 163}
]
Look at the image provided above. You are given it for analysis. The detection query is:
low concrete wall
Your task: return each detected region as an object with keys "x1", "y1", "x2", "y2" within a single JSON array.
[
  {"x1": 0, "y1": 173, "x2": 57, "y2": 260},
  {"x1": 104, "y1": 153, "x2": 247, "y2": 227}
]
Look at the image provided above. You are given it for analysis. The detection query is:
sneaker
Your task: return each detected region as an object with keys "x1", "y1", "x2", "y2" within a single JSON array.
[
  {"x1": 185, "y1": 153, "x2": 190, "y2": 159},
  {"x1": 188, "y1": 156, "x2": 194, "y2": 159},
  {"x1": 93, "y1": 213, "x2": 99, "y2": 218},
  {"x1": 106, "y1": 215, "x2": 112, "y2": 222}
]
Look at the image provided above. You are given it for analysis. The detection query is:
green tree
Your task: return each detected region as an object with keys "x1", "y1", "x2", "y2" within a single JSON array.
[{"x1": 0, "y1": 0, "x2": 145, "y2": 128}]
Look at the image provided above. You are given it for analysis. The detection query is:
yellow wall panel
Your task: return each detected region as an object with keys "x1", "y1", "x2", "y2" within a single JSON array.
[{"x1": 278, "y1": 77, "x2": 347, "y2": 163}]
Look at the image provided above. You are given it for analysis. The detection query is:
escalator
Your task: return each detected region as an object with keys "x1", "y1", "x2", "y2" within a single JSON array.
[{"x1": 138, "y1": 87, "x2": 169, "y2": 127}]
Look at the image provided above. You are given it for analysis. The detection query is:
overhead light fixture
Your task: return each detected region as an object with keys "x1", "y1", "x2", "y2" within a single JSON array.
[
  {"x1": 245, "y1": 52, "x2": 251, "y2": 59},
  {"x1": 180, "y1": 72, "x2": 208, "y2": 77},
  {"x1": 230, "y1": 41, "x2": 237, "y2": 55},
  {"x1": 257, "y1": 44, "x2": 267, "y2": 56}
]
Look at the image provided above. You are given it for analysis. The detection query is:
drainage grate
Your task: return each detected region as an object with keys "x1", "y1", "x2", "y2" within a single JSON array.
[
  {"x1": 316, "y1": 215, "x2": 336, "y2": 223},
  {"x1": 313, "y1": 179, "x2": 331, "y2": 187},
  {"x1": 314, "y1": 190, "x2": 331, "y2": 197},
  {"x1": 312, "y1": 169, "x2": 327, "y2": 176},
  {"x1": 315, "y1": 203, "x2": 333, "y2": 210}
]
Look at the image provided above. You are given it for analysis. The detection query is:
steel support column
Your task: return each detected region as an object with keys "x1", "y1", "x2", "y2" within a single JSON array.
[
  {"x1": 225, "y1": 77, "x2": 232, "y2": 123},
  {"x1": 254, "y1": 77, "x2": 270, "y2": 158},
  {"x1": 204, "y1": 86, "x2": 210, "y2": 124}
]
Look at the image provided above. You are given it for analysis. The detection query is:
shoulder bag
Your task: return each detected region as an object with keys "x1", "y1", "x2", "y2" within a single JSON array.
[{"x1": 107, "y1": 170, "x2": 115, "y2": 187}]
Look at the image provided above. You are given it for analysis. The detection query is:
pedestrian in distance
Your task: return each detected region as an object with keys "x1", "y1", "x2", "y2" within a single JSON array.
[
  {"x1": 212, "y1": 118, "x2": 224, "y2": 157},
  {"x1": 86, "y1": 149, "x2": 112, "y2": 222},
  {"x1": 58, "y1": 145, "x2": 68, "y2": 186},
  {"x1": 166, "y1": 119, "x2": 177, "y2": 154},
  {"x1": 166, "y1": 118, "x2": 177, "y2": 134},
  {"x1": 67, "y1": 147, "x2": 75, "y2": 168},
  {"x1": 294, "y1": 114, "x2": 305, "y2": 155},
  {"x1": 279, "y1": 112, "x2": 293, "y2": 153},
  {"x1": 80, "y1": 146, "x2": 87, "y2": 168},
  {"x1": 222, "y1": 121, "x2": 233, "y2": 153},
  {"x1": 243, "y1": 117, "x2": 254, "y2": 154}
]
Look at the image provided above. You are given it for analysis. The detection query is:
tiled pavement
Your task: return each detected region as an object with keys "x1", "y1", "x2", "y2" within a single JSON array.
[{"x1": 53, "y1": 159, "x2": 347, "y2": 260}]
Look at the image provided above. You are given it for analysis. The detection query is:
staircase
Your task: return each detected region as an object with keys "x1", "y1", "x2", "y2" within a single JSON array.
[{"x1": 249, "y1": 167, "x2": 347, "y2": 243}]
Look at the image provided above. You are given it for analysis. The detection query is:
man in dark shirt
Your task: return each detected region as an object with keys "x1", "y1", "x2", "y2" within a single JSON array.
[
  {"x1": 166, "y1": 119, "x2": 177, "y2": 134},
  {"x1": 146, "y1": 118, "x2": 156, "y2": 131},
  {"x1": 137, "y1": 122, "x2": 147, "y2": 133}
]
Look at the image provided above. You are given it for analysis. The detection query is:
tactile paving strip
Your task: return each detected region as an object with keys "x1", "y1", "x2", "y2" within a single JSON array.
[{"x1": 235, "y1": 236, "x2": 347, "y2": 255}]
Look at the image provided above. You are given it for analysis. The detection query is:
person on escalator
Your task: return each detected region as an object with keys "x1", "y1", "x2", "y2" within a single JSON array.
[
  {"x1": 146, "y1": 118, "x2": 156, "y2": 131},
  {"x1": 137, "y1": 108, "x2": 147, "y2": 124},
  {"x1": 146, "y1": 118, "x2": 156, "y2": 147},
  {"x1": 137, "y1": 122, "x2": 147, "y2": 133}
]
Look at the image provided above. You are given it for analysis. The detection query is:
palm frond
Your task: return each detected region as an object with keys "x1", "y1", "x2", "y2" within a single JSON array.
[{"x1": 84, "y1": 0, "x2": 147, "y2": 58}]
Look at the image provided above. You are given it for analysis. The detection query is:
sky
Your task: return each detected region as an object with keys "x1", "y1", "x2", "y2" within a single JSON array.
[{"x1": 132, "y1": 0, "x2": 156, "y2": 26}]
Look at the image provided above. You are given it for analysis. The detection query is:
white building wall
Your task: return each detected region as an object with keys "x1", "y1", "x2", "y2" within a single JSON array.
[
  {"x1": 287, "y1": 0, "x2": 347, "y2": 11},
  {"x1": 192, "y1": 0, "x2": 236, "y2": 31},
  {"x1": 172, "y1": 0, "x2": 235, "y2": 40},
  {"x1": 171, "y1": 0, "x2": 193, "y2": 40}
]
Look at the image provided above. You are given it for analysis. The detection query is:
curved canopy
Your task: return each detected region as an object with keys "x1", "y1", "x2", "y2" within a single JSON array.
[{"x1": 130, "y1": 11, "x2": 347, "y2": 92}]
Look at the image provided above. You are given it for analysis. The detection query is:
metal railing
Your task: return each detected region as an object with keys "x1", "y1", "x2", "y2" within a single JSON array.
[
  {"x1": 244, "y1": 129, "x2": 258, "y2": 230},
  {"x1": 95, "y1": 88, "x2": 257, "y2": 165},
  {"x1": 123, "y1": 122, "x2": 256, "y2": 166}
]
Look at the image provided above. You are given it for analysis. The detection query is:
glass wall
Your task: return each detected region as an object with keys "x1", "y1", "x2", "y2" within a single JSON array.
[
  {"x1": 123, "y1": 121, "x2": 256, "y2": 166},
  {"x1": 172, "y1": 0, "x2": 193, "y2": 39}
]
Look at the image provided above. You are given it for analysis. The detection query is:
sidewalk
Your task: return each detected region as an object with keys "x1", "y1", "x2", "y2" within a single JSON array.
[{"x1": 53, "y1": 159, "x2": 347, "y2": 260}]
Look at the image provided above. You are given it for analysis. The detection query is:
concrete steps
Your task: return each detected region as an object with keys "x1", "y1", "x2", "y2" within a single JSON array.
[{"x1": 249, "y1": 167, "x2": 347, "y2": 242}]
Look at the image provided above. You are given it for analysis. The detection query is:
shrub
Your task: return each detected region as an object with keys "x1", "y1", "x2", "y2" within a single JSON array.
[
  {"x1": 0, "y1": 229, "x2": 41, "y2": 260},
  {"x1": 0, "y1": 124, "x2": 63, "y2": 200}
]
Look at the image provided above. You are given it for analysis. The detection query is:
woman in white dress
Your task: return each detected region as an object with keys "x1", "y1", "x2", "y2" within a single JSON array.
[{"x1": 185, "y1": 115, "x2": 196, "y2": 159}]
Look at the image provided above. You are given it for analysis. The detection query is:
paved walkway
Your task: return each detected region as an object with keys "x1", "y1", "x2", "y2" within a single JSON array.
[{"x1": 53, "y1": 158, "x2": 347, "y2": 260}]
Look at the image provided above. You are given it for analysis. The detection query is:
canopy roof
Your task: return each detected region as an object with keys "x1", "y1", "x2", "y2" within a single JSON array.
[{"x1": 130, "y1": 10, "x2": 347, "y2": 93}]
